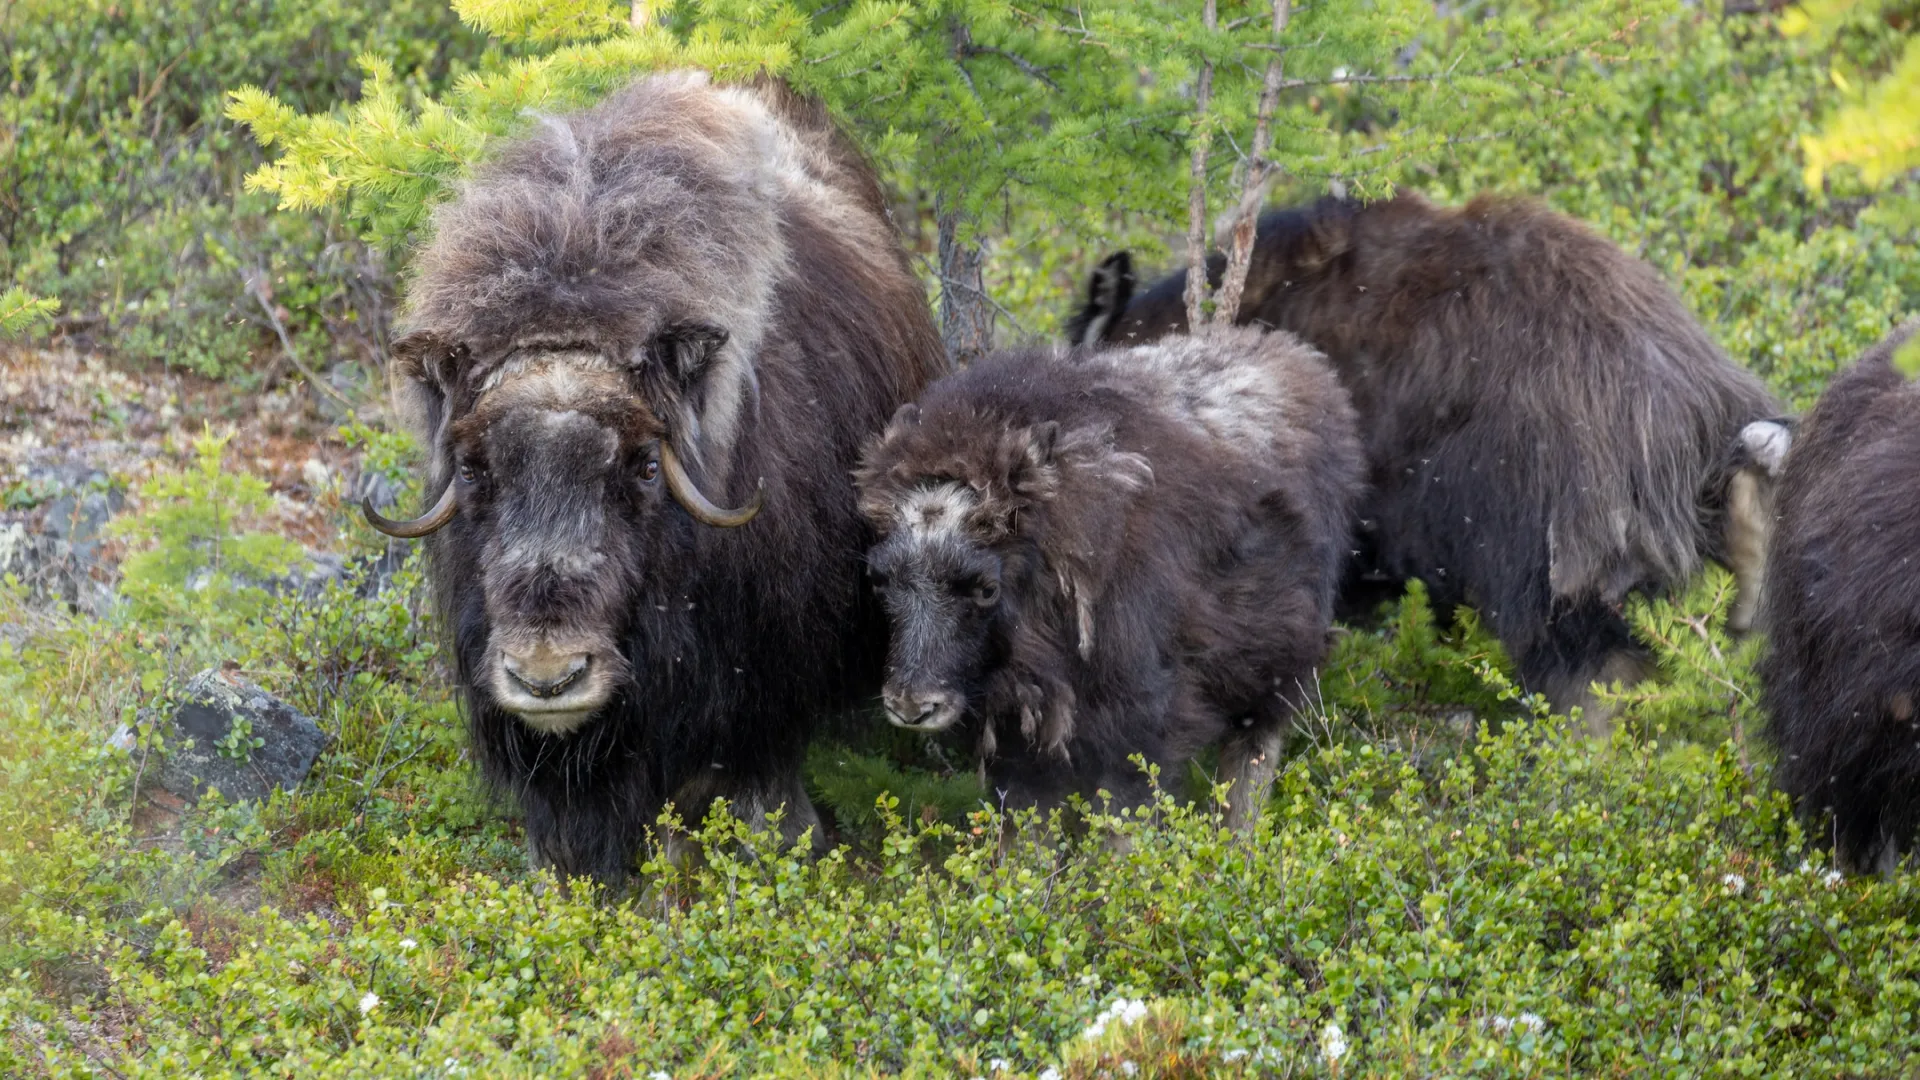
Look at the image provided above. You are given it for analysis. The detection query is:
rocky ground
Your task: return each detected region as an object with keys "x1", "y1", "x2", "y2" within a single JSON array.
[{"x1": 0, "y1": 346, "x2": 400, "y2": 617}]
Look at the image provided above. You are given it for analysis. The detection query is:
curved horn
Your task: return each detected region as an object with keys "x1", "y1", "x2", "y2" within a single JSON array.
[
  {"x1": 362, "y1": 482, "x2": 458, "y2": 539},
  {"x1": 661, "y1": 442, "x2": 763, "y2": 528}
]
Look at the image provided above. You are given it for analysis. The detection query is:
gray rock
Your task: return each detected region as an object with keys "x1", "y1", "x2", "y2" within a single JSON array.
[
  {"x1": 3, "y1": 461, "x2": 124, "y2": 614},
  {"x1": 155, "y1": 668, "x2": 328, "y2": 804}
]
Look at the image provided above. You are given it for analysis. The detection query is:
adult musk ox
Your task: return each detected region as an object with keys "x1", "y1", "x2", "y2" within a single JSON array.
[
  {"x1": 1760, "y1": 322, "x2": 1920, "y2": 875},
  {"x1": 1068, "y1": 194, "x2": 1791, "y2": 723},
  {"x1": 854, "y1": 327, "x2": 1363, "y2": 824},
  {"x1": 363, "y1": 73, "x2": 946, "y2": 886}
]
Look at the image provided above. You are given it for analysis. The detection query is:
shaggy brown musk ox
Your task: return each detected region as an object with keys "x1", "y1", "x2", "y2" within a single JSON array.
[
  {"x1": 1067, "y1": 194, "x2": 1792, "y2": 724},
  {"x1": 854, "y1": 326, "x2": 1363, "y2": 824},
  {"x1": 1760, "y1": 322, "x2": 1920, "y2": 876},
  {"x1": 364, "y1": 73, "x2": 946, "y2": 887}
]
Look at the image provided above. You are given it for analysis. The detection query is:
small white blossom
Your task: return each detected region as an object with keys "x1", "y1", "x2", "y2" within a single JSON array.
[
  {"x1": 1799, "y1": 860, "x2": 1816, "y2": 875},
  {"x1": 1824, "y1": 869, "x2": 1845, "y2": 889},
  {"x1": 399, "y1": 938, "x2": 418, "y2": 952},
  {"x1": 986, "y1": 1060, "x2": 1011, "y2": 1075},
  {"x1": 1120, "y1": 1061, "x2": 1139, "y2": 1077},
  {"x1": 1722, "y1": 873, "x2": 1747, "y2": 895},
  {"x1": 358, "y1": 991, "x2": 381, "y2": 1016},
  {"x1": 1319, "y1": 1022, "x2": 1348, "y2": 1064},
  {"x1": 648, "y1": 1073, "x2": 671, "y2": 1080},
  {"x1": 1492, "y1": 1013, "x2": 1546, "y2": 1038},
  {"x1": 1038, "y1": 1069, "x2": 1062, "y2": 1080},
  {"x1": 1083, "y1": 997, "x2": 1150, "y2": 1040},
  {"x1": 1221, "y1": 1048, "x2": 1249, "y2": 1062}
]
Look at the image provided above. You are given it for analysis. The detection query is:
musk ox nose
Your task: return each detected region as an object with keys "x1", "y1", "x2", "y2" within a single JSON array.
[
  {"x1": 882, "y1": 686, "x2": 960, "y2": 732},
  {"x1": 502, "y1": 650, "x2": 591, "y2": 700}
]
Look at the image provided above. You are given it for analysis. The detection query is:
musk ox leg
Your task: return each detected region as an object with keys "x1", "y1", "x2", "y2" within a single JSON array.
[
  {"x1": 1521, "y1": 600, "x2": 1650, "y2": 736},
  {"x1": 661, "y1": 767, "x2": 824, "y2": 868},
  {"x1": 1219, "y1": 716, "x2": 1287, "y2": 829},
  {"x1": 1723, "y1": 420, "x2": 1791, "y2": 634}
]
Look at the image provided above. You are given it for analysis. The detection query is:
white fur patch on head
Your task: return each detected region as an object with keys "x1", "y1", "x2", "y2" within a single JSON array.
[
  {"x1": 1740, "y1": 420, "x2": 1793, "y2": 478},
  {"x1": 479, "y1": 349, "x2": 616, "y2": 396},
  {"x1": 895, "y1": 483, "x2": 979, "y2": 542}
]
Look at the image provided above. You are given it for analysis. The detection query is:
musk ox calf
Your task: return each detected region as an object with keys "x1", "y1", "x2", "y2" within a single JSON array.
[
  {"x1": 1069, "y1": 194, "x2": 1791, "y2": 724},
  {"x1": 1761, "y1": 322, "x2": 1920, "y2": 875},
  {"x1": 854, "y1": 326, "x2": 1363, "y2": 824},
  {"x1": 363, "y1": 73, "x2": 946, "y2": 886}
]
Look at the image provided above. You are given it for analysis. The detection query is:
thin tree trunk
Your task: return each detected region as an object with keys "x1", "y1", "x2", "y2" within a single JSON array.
[
  {"x1": 1215, "y1": 0, "x2": 1291, "y2": 326},
  {"x1": 937, "y1": 208, "x2": 993, "y2": 369},
  {"x1": 1182, "y1": 0, "x2": 1219, "y2": 331}
]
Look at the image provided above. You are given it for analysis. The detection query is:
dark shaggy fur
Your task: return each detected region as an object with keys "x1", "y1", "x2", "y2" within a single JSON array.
[
  {"x1": 1760, "y1": 321, "x2": 1920, "y2": 875},
  {"x1": 390, "y1": 72, "x2": 945, "y2": 887},
  {"x1": 855, "y1": 327, "x2": 1363, "y2": 823},
  {"x1": 1069, "y1": 193, "x2": 1789, "y2": 721}
]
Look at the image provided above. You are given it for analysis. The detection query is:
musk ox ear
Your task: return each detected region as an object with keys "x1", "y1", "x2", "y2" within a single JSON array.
[
  {"x1": 885, "y1": 402, "x2": 922, "y2": 435},
  {"x1": 1296, "y1": 201, "x2": 1356, "y2": 272},
  {"x1": 387, "y1": 330, "x2": 465, "y2": 455},
  {"x1": 654, "y1": 321, "x2": 731, "y2": 392},
  {"x1": 1024, "y1": 421, "x2": 1061, "y2": 468},
  {"x1": 1065, "y1": 252, "x2": 1135, "y2": 347}
]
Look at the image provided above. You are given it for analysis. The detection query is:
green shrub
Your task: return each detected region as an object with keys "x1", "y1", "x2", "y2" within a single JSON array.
[
  {"x1": 109, "y1": 426, "x2": 302, "y2": 628},
  {"x1": 0, "y1": 0, "x2": 491, "y2": 376}
]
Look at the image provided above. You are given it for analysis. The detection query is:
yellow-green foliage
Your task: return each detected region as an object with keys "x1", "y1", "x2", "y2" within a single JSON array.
[
  {"x1": 1788, "y1": 0, "x2": 1920, "y2": 193},
  {"x1": 110, "y1": 428, "x2": 301, "y2": 627},
  {"x1": 0, "y1": 289, "x2": 57, "y2": 337}
]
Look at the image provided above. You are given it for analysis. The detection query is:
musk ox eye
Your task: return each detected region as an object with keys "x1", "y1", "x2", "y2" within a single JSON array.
[
  {"x1": 457, "y1": 460, "x2": 482, "y2": 485},
  {"x1": 970, "y1": 579, "x2": 1000, "y2": 607},
  {"x1": 640, "y1": 458, "x2": 661, "y2": 484}
]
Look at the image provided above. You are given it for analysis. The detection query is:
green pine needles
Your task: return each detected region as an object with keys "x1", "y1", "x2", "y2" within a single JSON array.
[{"x1": 228, "y1": 0, "x2": 1664, "y2": 332}]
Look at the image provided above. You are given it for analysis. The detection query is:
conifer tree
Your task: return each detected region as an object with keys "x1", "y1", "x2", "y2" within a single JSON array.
[{"x1": 230, "y1": 0, "x2": 1664, "y2": 353}]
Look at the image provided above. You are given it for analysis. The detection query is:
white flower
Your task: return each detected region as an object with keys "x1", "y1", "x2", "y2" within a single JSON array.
[
  {"x1": 1221, "y1": 1048, "x2": 1249, "y2": 1062},
  {"x1": 1038, "y1": 1070, "x2": 1062, "y2": 1080},
  {"x1": 1319, "y1": 1022, "x2": 1348, "y2": 1064},
  {"x1": 1824, "y1": 869, "x2": 1845, "y2": 889},
  {"x1": 986, "y1": 1060, "x2": 1011, "y2": 1075},
  {"x1": 1083, "y1": 997, "x2": 1150, "y2": 1040},
  {"x1": 1722, "y1": 873, "x2": 1747, "y2": 895},
  {"x1": 648, "y1": 1073, "x2": 671, "y2": 1080},
  {"x1": 1492, "y1": 1013, "x2": 1546, "y2": 1038},
  {"x1": 1121, "y1": 1061, "x2": 1139, "y2": 1077},
  {"x1": 358, "y1": 991, "x2": 381, "y2": 1016},
  {"x1": 1799, "y1": 860, "x2": 1816, "y2": 874},
  {"x1": 399, "y1": 938, "x2": 418, "y2": 952}
]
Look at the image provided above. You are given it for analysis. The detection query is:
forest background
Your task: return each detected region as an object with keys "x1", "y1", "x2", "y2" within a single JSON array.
[{"x1": 3, "y1": 0, "x2": 1920, "y2": 1075}]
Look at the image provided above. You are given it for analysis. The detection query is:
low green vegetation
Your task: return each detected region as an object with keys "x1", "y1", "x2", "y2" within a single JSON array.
[{"x1": 4, "y1": 0, "x2": 1920, "y2": 1075}]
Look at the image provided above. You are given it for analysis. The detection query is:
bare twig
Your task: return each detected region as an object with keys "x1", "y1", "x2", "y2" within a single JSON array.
[
  {"x1": 1183, "y1": 0, "x2": 1219, "y2": 331},
  {"x1": 1272, "y1": 49, "x2": 1579, "y2": 88},
  {"x1": 244, "y1": 270, "x2": 354, "y2": 411},
  {"x1": 1214, "y1": 0, "x2": 1291, "y2": 326},
  {"x1": 957, "y1": 41, "x2": 1062, "y2": 90}
]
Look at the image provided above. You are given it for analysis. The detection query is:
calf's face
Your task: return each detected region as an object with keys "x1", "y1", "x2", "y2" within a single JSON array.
[{"x1": 867, "y1": 484, "x2": 1021, "y2": 732}]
